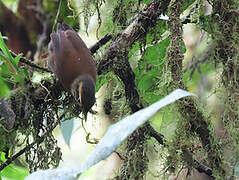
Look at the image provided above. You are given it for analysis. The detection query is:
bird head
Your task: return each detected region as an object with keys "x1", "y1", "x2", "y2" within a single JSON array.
[{"x1": 71, "y1": 74, "x2": 96, "y2": 118}]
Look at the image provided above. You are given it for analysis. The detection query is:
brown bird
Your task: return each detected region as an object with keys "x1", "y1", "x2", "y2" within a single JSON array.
[{"x1": 47, "y1": 22, "x2": 97, "y2": 117}]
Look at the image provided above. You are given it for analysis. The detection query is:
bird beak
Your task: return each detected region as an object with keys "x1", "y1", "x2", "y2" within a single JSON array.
[
  {"x1": 77, "y1": 82, "x2": 88, "y2": 120},
  {"x1": 78, "y1": 81, "x2": 83, "y2": 105}
]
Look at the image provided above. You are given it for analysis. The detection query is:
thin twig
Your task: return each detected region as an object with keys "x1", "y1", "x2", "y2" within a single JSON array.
[
  {"x1": 0, "y1": 122, "x2": 58, "y2": 171},
  {"x1": 147, "y1": 123, "x2": 165, "y2": 146},
  {"x1": 52, "y1": 0, "x2": 62, "y2": 32},
  {"x1": 148, "y1": 123, "x2": 213, "y2": 177},
  {"x1": 193, "y1": 159, "x2": 213, "y2": 177},
  {"x1": 114, "y1": 151, "x2": 126, "y2": 161},
  {"x1": 182, "y1": 147, "x2": 213, "y2": 178},
  {"x1": 10, "y1": 51, "x2": 51, "y2": 73}
]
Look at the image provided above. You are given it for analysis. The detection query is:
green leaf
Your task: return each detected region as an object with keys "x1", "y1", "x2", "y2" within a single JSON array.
[
  {"x1": 157, "y1": 37, "x2": 170, "y2": 61},
  {"x1": 144, "y1": 46, "x2": 159, "y2": 65},
  {"x1": 0, "y1": 51, "x2": 5, "y2": 59},
  {"x1": 13, "y1": 73, "x2": 25, "y2": 85},
  {"x1": 1, "y1": 164, "x2": 29, "y2": 180},
  {"x1": 0, "y1": 61, "x2": 11, "y2": 77},
  {"x1": 143, "y1": 0, "x2": 151, "y2": 4},
  {"x1": 0, "y1": 152, "x2": 7, "y2": 161},
  {"x1": 143, "y1": 92, "x2": 161, "y2": 104},
  {"x1": 124, "y1": 0, "x2": 150, "y2": 4},
  {"x1": 0, "y1": 152, "x2": 28, "y2": 180},
  {"x1": 182, "y1": 41, "x2": 186, "y2": 53},
  {"x1": 134, "y1": 60, "x2": 146, "y2": 78},
  {"x1": 22, "y1": 67, "x2": 30, "y2": 79},
  {"x1": 14, "y1": 53, "x2": 22, "y2": 66},
  {"x1": 0, "y1": 32, "x2": 18, "y2": 72},
  {"x1": 182, "y1": 0, "x2": 196, "y2": 11},
  {"x1": 183, "y1": 62, "x2": 214, "y2": 88},
  {"x1": 199, "y1": 15, "x2": 211, "y2": 32},
  {"x1": 157, "y1": 20, "x2": 168, "y2": 34},
  {"x1": 95, "y1": 75, "x2": 108, "y2": 92},
  {"x1": 149, "y1": 111, "x2": 163, "y2": 129},
  {"x1": 143, "y1": 37, "x2": 170, "y2": 66},
  {"x1": 0, "y1": 77, "x2": 10, "y2": 98},
  {"x1": 124, "y1": 0, "x2": 137, "y2": 3},
  {"x1": 2, "y1": 0, "x2": 18, "y2": 2},
  {"x1": 137, "y1": 73, "x2": 155, "y2": 91}
]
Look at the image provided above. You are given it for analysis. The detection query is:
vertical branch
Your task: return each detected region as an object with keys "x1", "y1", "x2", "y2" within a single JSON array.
[
  {"x1": 209, "y1": 0, "x2": 239, "y2": 177},
  {"x1": 113, "y1": 50, "x2": 143, "y2": 112},
  {"x1": 211, "y1": 0, "x2": 239, "y2": 132},
  {"x1": 113, "y1": 49, "x2": 147, "y2": 179},
  {"x1": 166, "y1": 0, "x2": 224, "y2": 176}
]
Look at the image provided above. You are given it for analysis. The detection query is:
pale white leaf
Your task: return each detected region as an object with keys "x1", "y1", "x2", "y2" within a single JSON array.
[{"x1": 25, "y1": 89, "x2": 194, "y2": 180}]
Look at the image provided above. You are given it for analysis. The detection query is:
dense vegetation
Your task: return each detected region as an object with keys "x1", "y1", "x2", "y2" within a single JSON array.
[{"x1": 0, "y1": 0, "x2": 239, "y2": 179}]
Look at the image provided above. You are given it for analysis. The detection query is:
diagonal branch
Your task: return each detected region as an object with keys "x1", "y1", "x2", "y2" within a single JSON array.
[{"x1": 0, "y1": 122, "x2": 58, "y2": 171}]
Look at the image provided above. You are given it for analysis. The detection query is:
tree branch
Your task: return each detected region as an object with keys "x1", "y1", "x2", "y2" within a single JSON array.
[
  {"x1": 0, "y1": 122, "x2": 58, "y2": 171},
  {"x1": 10, "y1": 50, "x2": 51, "y2": 72},
  {"x1": 89, "y1": 34, "x2": 112, "y2": 54}
]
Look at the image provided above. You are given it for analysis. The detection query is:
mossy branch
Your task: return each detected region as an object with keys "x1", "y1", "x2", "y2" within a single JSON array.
[{"x1": 166, "y1": 0, "x2": 224, "y2": 177}]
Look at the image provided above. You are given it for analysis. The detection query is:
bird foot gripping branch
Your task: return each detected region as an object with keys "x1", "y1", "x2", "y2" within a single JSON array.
[{"x1": 47, "y1": 22, "x2": 97, "y2": 119}]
